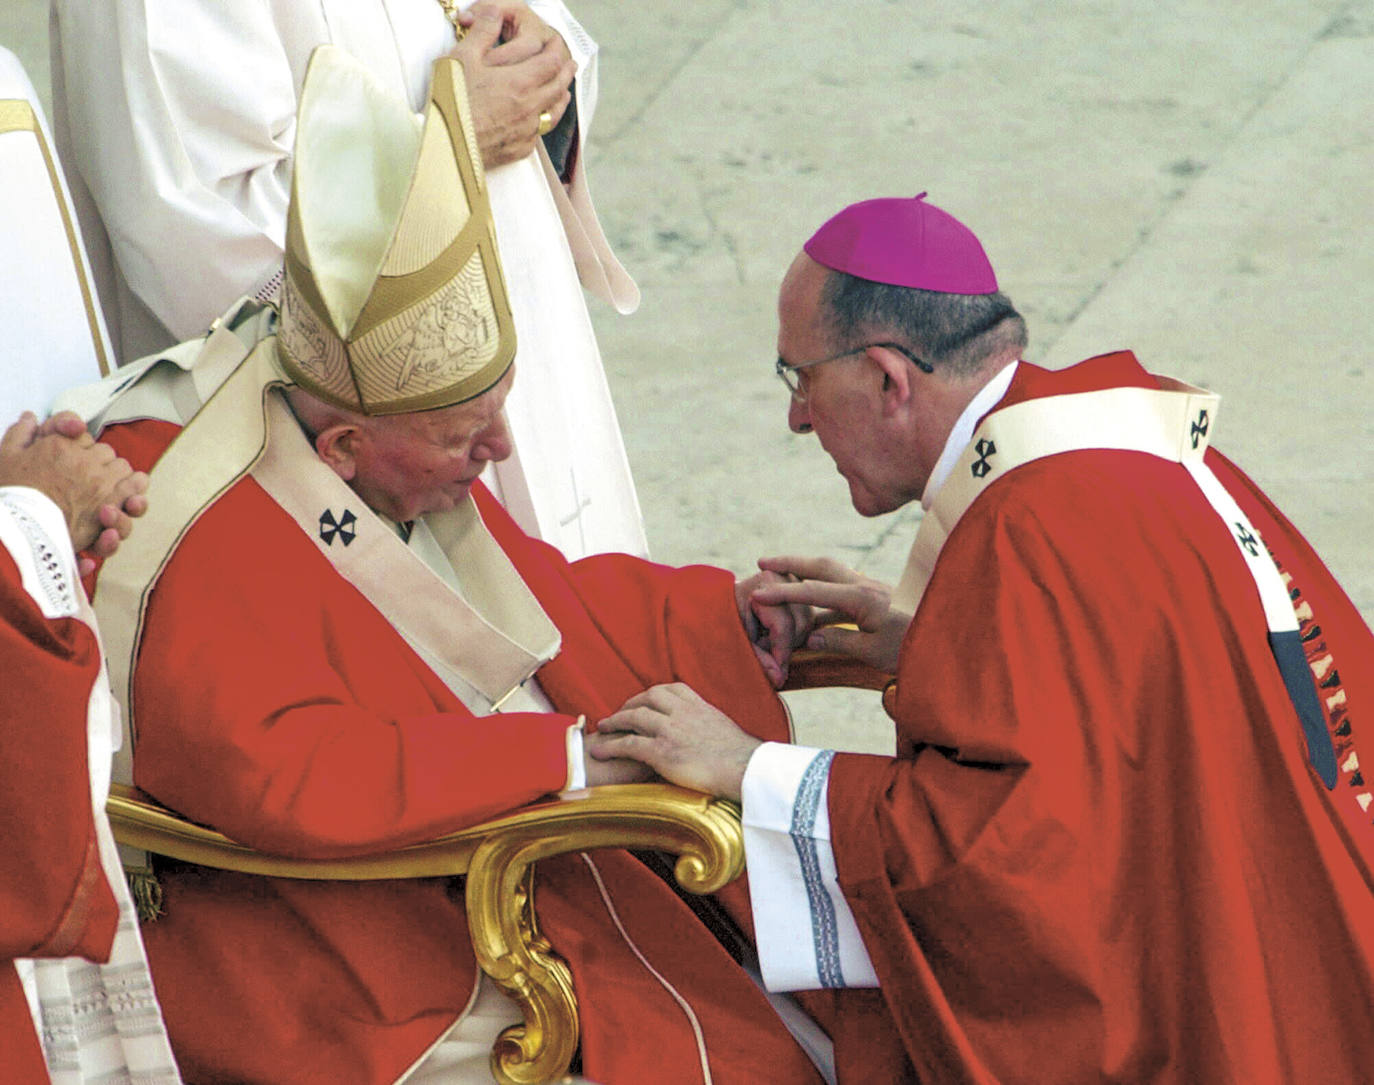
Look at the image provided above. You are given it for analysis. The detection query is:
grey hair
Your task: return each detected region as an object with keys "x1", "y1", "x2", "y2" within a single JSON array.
[{"x1": 819, "y1": 270, "x2": 1027, "y2": 377}]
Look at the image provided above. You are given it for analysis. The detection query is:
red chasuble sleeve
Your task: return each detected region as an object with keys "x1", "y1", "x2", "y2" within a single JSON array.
[
  {"x1": 0, "y1": 549, "x2": 117, "y2": 962},
  {"x1": 127, "y1": 483, "x2": 579, "y2": 855},
  {"x1": 824, "y1": 450, "x2": 1374, "y2": 1083}
]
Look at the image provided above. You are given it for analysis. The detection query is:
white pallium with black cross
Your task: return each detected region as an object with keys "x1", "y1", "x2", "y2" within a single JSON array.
[{"x1": 894, "y1": 377, "x2": 1338, "y2": 788}]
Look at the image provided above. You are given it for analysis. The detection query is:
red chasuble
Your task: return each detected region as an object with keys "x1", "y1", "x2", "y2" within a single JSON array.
[
  {"x1": 0, "y1": 549, "x2": 120, "y2": 1081},
  {"x1": 823, "y1": 354, "x2": 1374, "y2": 1082},
  {"x1": 94, "y1": 419, "x2": 821, "y2": 1085}
]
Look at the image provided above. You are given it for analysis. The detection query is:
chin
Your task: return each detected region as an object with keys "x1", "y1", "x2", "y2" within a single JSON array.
[
  {"x1": 848, "y1": 485, "x2": 906, "y2": 518},
  {"x1": 431, "y1": 484, "x2": 476, "y2": 514},
  {"x1": 846, "y1": 480, "x2": 888, "y2": 518}
]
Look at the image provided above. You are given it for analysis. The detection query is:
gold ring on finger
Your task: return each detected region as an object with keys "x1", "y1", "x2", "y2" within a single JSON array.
[{"x1": 537, "y1": 110, "x2": 554, "y2": 136}]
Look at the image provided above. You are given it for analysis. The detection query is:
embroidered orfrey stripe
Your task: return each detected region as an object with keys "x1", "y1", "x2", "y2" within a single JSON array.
[
  {"x1": 1280, "y1": 561, "x2": 1371, "y2": 827},
  {"x1": 0, "y1": 494, "x2": 77, "y2": 618},
  {"x1": 790, "y1": 750, "x2": 844, "y2": 989}
]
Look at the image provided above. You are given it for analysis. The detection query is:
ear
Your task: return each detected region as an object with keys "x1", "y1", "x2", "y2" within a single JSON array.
[
  {"x1": 314, "y1": 422, "x2": 363, "y2": 482},
  {"x1": 868, "y1": 345, "x2": 915, "y2": 418}
]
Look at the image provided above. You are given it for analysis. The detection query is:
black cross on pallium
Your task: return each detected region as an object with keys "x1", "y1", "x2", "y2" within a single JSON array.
[
  {"x1": 319, "y1": 508, "x2": 358, "y2": 547},
  {"x1": 971, "y1": 438, "x2": 997, "y2": 479},
  {"x1": 1190, "y1": 409, "x2": 1210, "y2": 450},
  {"x1": 1234, "y1": 521, "x2": 1259, "y2": 556}
]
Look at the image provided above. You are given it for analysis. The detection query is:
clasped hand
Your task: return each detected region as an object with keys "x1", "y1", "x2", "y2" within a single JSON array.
[
  {"x1": 742, "y1": 555, "x2": 909, "y2": 681},
  {"x1": 454, "y1": 1, "x2": 576, "y2": 169},
  {"x1": 0, "y1": 412, "x2": 149, "y2": 574}
]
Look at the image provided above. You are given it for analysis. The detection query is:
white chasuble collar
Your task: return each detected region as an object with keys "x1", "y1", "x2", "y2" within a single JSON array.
[
  {"x1": 920, "y1": 361, "x2": 1018, "y2": 512},
  {"x1": 253, "y1": 393, "x2": 560, "y2": 711},
  {"x1": 895, "y1": 374, "x2": 1225, "y2": 613}
]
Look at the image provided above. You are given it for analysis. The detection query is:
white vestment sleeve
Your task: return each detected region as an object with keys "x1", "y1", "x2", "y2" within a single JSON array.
[
  {"x1": 741, "y1": 743, "x2": 879, "y2": 992},
  {"x1": 563, "y1": 719, "x2": 587, "y2": 792},
  {"x1": 525, "y1": 0, "x2": 600, "y2": 121},
  {"x1": 53, "y1": 0, "x2": 298, "y2": 340},
  {"x1": 0, "y1": 487, "x2": 79, "y2": 619}
]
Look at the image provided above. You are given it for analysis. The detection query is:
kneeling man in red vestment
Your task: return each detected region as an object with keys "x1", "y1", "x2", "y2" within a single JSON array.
[{"x1": 591, "y1": 195, "x2": 1374, "y2": 1083}]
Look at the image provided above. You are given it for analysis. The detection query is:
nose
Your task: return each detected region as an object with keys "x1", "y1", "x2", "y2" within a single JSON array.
[
  {"x1": 788, "y1": 395, "x2": 813, "y2": 434},
  {"x1": 476, "y1": 413, "x2": 514, "y2": 463}
]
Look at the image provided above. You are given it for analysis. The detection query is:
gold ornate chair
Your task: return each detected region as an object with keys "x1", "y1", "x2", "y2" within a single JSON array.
[{"x1": 106, "y1": 646, "x2": 891, "y2": 1085}]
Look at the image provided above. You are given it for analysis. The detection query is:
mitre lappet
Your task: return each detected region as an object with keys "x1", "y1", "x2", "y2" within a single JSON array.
[{"x1": 277, "y1": 43, "x2": 516, "y2": 414}]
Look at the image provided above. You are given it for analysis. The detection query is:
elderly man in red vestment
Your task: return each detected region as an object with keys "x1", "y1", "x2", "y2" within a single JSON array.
[
  {"x1": 77, "y1": 45, "x2": 827, "y2": 1085},
  {"x1": 591, "y1": 195, "x2": 1374, "y2": 1082}
]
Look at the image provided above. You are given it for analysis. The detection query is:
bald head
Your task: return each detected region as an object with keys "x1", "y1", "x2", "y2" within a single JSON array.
[{"x1": 283, "y1": 385, "x2": 366, "y2": 441}]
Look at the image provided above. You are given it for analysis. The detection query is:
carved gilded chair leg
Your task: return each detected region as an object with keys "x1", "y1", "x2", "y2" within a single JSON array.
[
  {"x1": 462, "y1": 788, "x2": 747, "y2": 1084},
  {"x1": 466, "y1": 838, "x2": 580, "y2": 1085}
]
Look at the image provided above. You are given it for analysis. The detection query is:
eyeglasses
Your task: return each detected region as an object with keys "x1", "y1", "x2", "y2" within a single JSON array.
[{"x1": 774, "y1": 341, "x2": 933, "y2": 400}]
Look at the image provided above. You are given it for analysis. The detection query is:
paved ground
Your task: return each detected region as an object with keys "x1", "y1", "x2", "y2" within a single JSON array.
[{"x1": 5, "y1": 0, "x2": 1372, "y2": 752}]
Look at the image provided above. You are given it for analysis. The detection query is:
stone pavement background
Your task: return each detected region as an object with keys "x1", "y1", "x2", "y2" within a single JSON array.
[{"x1": 4, "y1": 0, "x2": 1371, "y2": 752}]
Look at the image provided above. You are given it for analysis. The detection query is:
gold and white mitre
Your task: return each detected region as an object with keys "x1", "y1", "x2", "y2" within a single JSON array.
[{"x1": 277, "y1": 43, "x2": 515, "y2": 414}]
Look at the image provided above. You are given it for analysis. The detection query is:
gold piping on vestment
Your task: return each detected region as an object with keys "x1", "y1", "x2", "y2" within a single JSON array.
[{"x1": 488, "y1": 681, "x2": 528, "y2": 713}]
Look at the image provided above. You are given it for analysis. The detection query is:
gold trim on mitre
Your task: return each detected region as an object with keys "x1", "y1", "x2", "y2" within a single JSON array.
[{"x1": 277, "y1": 47, "x2": 515, "y2": 416}]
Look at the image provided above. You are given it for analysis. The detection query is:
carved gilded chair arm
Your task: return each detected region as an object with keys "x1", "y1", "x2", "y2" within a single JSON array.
[{"x1": 105, "y1": 781, "x2": 740, "y2": 885}]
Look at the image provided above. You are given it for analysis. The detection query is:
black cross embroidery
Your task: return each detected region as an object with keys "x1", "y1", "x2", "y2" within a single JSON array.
[
  {"x1": 319, "y1": 508, "x2": 358, "y2": 547},
  {"x1": 1234, "y1": 522, "x2": 1259, "y2": 556},
  {"x1": 1190, "y1": 409, "x2": 1210, "y2": 450},
  {"x1": 971, "y1": 438, "x2": 997, "y2": 479}
]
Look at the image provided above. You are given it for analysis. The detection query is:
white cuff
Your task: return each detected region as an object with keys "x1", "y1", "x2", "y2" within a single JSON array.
[
  {"x1": 525, "y1": 0, "x2": 597, "y2": 68},
  {"x1": 741, "y1": 743, "x2": 878, "y2": 991},
  {"x1": 0, "y1": 487, "x2": 80, "y2": 619},
  {"x1": 563, "y1": 717, "x2": 587, "y2": 792}
]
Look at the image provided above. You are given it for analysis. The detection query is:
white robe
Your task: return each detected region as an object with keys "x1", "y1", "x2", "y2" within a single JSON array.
[{"x1": 50, "y1": 0, "x2": 648, "y2": 560}]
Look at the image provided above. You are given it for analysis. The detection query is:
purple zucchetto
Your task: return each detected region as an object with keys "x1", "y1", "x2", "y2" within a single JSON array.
[{"x1": 803, "y1": 193, "x2": 998, "y2": 295}]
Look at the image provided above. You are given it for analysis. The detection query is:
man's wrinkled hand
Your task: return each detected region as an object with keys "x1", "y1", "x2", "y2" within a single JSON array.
[
  {"x1": 590, "y1": 684, "x2": 761, "y2": 802},
  {"x1": 751, "y1": 555, "x2": 909, "y2": 674},
  {"x1": 454, "y1": 1, "x2": 575, "y2": 169},
  {"x1": 582, "y1": 748, "x2": 655, "y2": 787},
  {"x1": 0, "y1": 412, "x2": 149, "y2": 569},
  {"x1": 734, "y1": 568, "x2": 815, "y2": 688}
]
